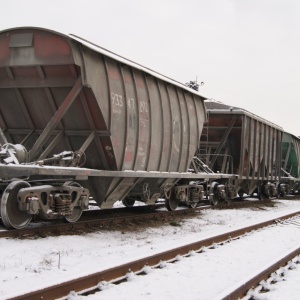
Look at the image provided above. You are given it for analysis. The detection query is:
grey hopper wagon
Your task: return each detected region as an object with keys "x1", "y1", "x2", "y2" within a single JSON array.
[
  {"x1": 200, "y1": 100, "x2": 285, "y2": 200},
  {"x1": 0, "y1": 27, "x2": 218, "y2": 229}
]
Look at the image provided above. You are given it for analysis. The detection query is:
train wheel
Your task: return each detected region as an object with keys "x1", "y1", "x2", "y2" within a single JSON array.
[
  {"x1": 276, "y1": 183, "x2": 286, "y2": 198},
  {"x1": 224, "y1": 197, "x2": 231, "y2": 204},
  {"x1": 210, "y1": 195, "x2": 219, "y2": 205},
  {"x1": 122, "y1": 198, "x2": 135, "y2": 207},
  {"x1": 225, "y1": 186, "x2": 234, "y2": 204},
  {"x1": 65, "y1": 207, "x2": 83, "y2": 223},
  {"x1": 280, "y1": 190, "x2": 286, "y2": 198},
  {"x1": 277, "y1": 186, "x2": 286, "y2": 198},
  {"x1": 188, "y1": 202, "x2": 198, "y2": 208},
  {"x1": 63, "y1": 181, "x2": 83, "y2": 223},
  {"x1": 258, "y1": 184, "x2": 270, "y2": 200},
  {"x1": 165, "y1": 189, "x2": 179, "y2": 211},
  {"x1": 0, "y1": 181, "x2": 32, "y2": 229},
  {"x1": 209, "y1": 182, "x2": 219, "y2": 205}
]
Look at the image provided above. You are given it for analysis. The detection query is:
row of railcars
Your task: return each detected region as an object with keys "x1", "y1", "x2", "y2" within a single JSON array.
[
  {"x1": 0, "y1": 27, "x2": 234, "y2": 229},
  {"x1": 0, "y1": 27, "x2": 299, "y2": 229}
]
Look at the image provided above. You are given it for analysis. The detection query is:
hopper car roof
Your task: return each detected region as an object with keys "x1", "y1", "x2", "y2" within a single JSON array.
[
  {"x1": 205, "y1": 99, "x2": 283, "y2": 131},
  {"x1": 284, "y1": 131, "x2": 300, "y2": 141},
  {"x1": 0, "y1": 26, "x2": 207, "y2": 101},
  {"x1": 70, "y1": 33, "x2": 208, "y2": 100}
]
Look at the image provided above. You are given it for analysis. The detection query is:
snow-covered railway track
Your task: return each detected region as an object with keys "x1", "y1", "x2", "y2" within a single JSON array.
[
  {"x1": 223, "y1": 246, "x2": 300, "y2": 299},
  {"x1": 276, "y1": 215, "x2": 300, "y2": 228},
  {"x1": 10, "y1": 211, "x2": 300, "y2": 300}
]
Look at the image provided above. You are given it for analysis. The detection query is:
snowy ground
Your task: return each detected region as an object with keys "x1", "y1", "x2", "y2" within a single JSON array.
[{"x1": 0, "y1": 199, "x2": 300, "y2": 299}]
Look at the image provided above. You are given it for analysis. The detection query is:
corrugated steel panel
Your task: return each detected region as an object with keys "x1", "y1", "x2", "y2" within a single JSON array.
[
  {"x1": 0, "y1": 27, "x2": 206, "y2": 206},
  {"x1": 201, "y1": 101, "x2": 284, "y2": 194}
]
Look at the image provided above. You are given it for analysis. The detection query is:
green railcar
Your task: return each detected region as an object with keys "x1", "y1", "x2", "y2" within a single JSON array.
[{"x1": 282, "y1": 132, "x2": 300, "y2": 193}]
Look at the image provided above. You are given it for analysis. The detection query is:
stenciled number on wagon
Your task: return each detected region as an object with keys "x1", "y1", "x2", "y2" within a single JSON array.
[
  {"x1": 111, "y1": 92, "x2": 123, "y2": 107},
  {"x1": 140, "y1": 101, "x2": 148, "y2": 113}
]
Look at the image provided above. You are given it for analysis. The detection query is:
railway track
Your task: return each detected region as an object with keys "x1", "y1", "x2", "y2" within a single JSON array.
[
  {"x1": 0, "y1": 199, "x2": 278, "y2": 239},
  {"x1": 222, "y1": 246, "x2": 300, "y2": 299},
  {"x1": 0, "y1": 205, "x2": 206, "y2": 239},
  {"x1": 9, "y1": 210, "x2": 300, "y2": 300}
]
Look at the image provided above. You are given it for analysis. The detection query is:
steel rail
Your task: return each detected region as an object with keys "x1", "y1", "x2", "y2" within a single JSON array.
[
  {"x1": 8, "y1": 211, "x2": 300, "y2": 300},
  {"x1": 220, "y1": 246, "x2": 300, "y2": 300}
]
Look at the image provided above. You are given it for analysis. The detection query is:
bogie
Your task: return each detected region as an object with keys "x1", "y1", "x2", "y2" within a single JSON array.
[{"x1": 0, "y1": 180, "x2": 89, "y2": 229}]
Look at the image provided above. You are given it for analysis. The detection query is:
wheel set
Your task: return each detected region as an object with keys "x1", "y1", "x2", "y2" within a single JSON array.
[{"x1": 0, "y1": 180, "x2": 89, "y2": 229}]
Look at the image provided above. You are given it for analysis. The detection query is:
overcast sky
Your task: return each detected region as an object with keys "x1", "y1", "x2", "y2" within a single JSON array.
[{"x1": 1, "y1": 0, "x2": 300, "y2": 136}]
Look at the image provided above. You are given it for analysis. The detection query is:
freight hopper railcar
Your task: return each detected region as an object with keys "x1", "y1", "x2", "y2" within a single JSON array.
[
  {"x1": 0, "y1": 27, "x2": 233, "y2": 229},
  {"x1": 199, "y1": 100, "x2": 286, "y2": 200},
  {"x1": 281, "y1": 132, "x2": 300, "y2": 194}
]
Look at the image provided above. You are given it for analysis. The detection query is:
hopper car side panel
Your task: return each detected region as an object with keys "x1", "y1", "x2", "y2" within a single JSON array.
[
  {"x1": 0, "y1": 27, "x2": 208, "y2": 228},
  {"x1": 74, "y1": 40, "x2": 206, "y2": 204},
  {"x1": 73, "y1": 39, "x2": 206, "y2": 175},
  {"x1": 202, "y1": 101, "x2": 284, "y2": 198}
]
